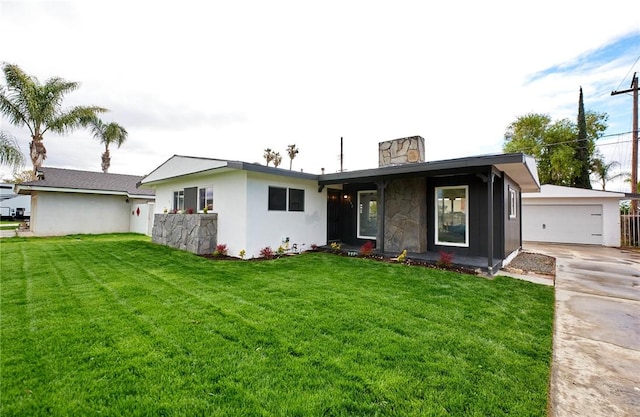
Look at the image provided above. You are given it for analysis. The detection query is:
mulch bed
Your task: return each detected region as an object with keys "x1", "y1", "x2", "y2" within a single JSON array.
[
  {"x1": 503, "y1": 252, "x2": 556, "y2": 277},
  {"x1": 199, "y1": 249, "x2": 481, "y2": 276}
]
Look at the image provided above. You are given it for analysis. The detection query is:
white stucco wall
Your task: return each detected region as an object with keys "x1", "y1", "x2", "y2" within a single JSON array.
[
  {"x1": 30, "y1": 191, "x2": 133, "y2": 236},
  {"x1": 150, "y1": 170, "x2": 327, "y2": 258},
  {"x1": 130, "y1": 202, "x2": 155, "y2": 235},
  {"x1": 245, "y1": 172, "x2": 327, "y2": 258}
]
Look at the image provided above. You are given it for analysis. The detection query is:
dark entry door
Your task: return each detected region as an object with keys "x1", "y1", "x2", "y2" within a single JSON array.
[{"x1": 327, "y1": 189, "x2": 341, "y2": 241}]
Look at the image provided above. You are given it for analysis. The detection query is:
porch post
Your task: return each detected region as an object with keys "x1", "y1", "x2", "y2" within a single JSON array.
[
  {"x1": 487, "y1": 170, "x2": 495, "y2": 274},
  {"x1": 376, "y1": 180, "x2": 387, "y2": 253}
]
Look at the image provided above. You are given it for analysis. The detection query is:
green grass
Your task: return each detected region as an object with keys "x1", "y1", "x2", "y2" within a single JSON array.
[{"x1": 0, "y1": 234, "x2": 554, "y2": 416}]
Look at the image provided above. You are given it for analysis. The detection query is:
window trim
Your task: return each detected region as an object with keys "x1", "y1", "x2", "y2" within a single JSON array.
[
  {"x1": 173, "y1": 190, "x2": 184, "y2": 211},
  {"x1": 288, "y1": 188, "x2": 305, "y2": 212},
  {"x1": 508, "y1": 187, "x2": 517, "y2": 219},
  {"x1": 435, "y1": 185, "x2": 469, "y2": 247},
  {"x1": 198, "y1": 186, "x2": 214, "y2": 212},
  {"x1": 268, "y1": 186, "x2": 287, "y2": 211},
  {"x1": 357, "y1": 190, "x2": 377, "y2": 240}
]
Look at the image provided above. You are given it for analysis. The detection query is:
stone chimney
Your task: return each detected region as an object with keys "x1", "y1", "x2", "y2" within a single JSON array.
[{"x1": 378, "y1": 136, "x2": 425, "y2": 167}]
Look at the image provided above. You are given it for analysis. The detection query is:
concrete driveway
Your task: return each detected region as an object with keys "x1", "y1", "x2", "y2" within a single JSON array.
[{"x1": 523, "y1": 242, "x2": 640, "y2": 417}]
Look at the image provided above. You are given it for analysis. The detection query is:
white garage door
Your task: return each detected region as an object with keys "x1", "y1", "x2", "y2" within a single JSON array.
[{"x1": 522, "y1": 204, "x2": 603, "y2": 245}]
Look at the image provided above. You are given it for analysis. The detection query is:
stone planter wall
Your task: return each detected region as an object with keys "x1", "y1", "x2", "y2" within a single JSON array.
[{"x1": 152, "y1": 213, "x2": 218, "y2": 255}]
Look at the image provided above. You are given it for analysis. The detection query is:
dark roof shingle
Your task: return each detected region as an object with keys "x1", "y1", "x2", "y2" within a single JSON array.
[{"x1": 20, "y1": 167, "x2": 155, "y2": 197}]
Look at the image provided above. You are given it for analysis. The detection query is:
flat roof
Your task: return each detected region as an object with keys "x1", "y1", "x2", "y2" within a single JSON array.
[{"x1": 319, "y1": 153, "x2": 541, "y2": 192}]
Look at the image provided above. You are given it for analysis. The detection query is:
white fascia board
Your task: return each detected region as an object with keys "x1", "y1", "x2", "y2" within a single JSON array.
[
  {"x1": 495, "y1": 158, "x2": 541, "y2": 193},
  {"x1": 523, "y1": 184, "x2": 627, "y2": 199},
  {"x1": 15, "y1": 185, "x2": 152, "y2": 199}
]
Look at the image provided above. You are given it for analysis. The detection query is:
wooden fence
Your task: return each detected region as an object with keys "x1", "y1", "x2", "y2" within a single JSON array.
[{"x1": 621, "y1": 214, "x2": 640, "y2": 247}]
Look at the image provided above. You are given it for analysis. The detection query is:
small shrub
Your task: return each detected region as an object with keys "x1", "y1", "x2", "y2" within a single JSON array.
[
  {"x1": 186, "y1": 208, "x2": 194, "y2": 214},
  {"x1": 310, "y1": 243, "x2": 318, "y2": 250},
  {"x1": 203, "y1": 206, "x2": 208, "y2": 214},
  {"x1": 330, "y1": 242, "x2": 342, "y2": 253},
  {"x1": 397, "y1": 249, "x2": 407, "y2": 263},
  {"x1": 213, "y1": 244, "x2": 228, "y2": 257},
  {"x1": 260, "y1": 246, "x2": 274, "y2": 259},
  {"x1": 437, "y1": 251, "x2": 454, "y2": 268},
  {"x1": 238, "y1": 249, "x2": 246, "y2": 259},
  {"x1": 359, "y1": 240, "x2": 375, "y2": 256},
  {"x1": 277, "y1": 245, "x2": 286, "y2": 255}
]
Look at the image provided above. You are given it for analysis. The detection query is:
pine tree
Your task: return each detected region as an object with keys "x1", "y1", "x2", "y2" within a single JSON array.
[{"x1": 574, "y1": 87, "x2": 592, "y2": 188}]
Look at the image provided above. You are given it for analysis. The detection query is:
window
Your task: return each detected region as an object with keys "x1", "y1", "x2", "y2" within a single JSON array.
[
  {"x1": 357, "y1": 190, "x2": 377, "y2": 239},
  {"x1": 435, "y1": 186, "x2": 468, "y2": 247},
  {"x1": 199, "y1": 186, "x2": 214, "y2": 211},
  {"x1": 268, "y1": 186, "x2": 287, "y2": 211},
  {"x1": 288, "y1": 188, "x2": 305, "y2": 211},
  {"x1": 173, "y1": 190, "x2": 184, "y2": 211},
  {"x1": 508, "y1": 187, "x2": 517, "y2": 219}
]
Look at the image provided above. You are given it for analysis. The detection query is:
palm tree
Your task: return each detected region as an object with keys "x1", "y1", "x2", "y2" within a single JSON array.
[
  {"x1": 273, "y1": 152, "x2": 282, "y2": 168},
  {"x1": 0, "y1": 130, "x2": 25, "y2": 171},
  {"x1": 287, "y1": 144, "x2": 299, "y2": 170},
  {"x1": 0, "y1": 63, "x2": 106, "y2": 171},
  {"x1": 263, "y1": 148, "x2": 274, "y2": 166},
  {"x1": 591, "y1": 158, "x2": 626, "y2": 191},
  {"x1": 87, "y1": 118, "x2": 128, "y2": 173}
]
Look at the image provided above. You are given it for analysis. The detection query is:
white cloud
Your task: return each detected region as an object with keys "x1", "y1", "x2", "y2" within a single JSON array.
[{"x1": 1, "y1": 0, "x2": 639, "y2": 189}]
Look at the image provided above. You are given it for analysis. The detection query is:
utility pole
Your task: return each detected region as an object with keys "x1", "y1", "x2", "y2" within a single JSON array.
[{"x1": 612, "y1": 72, "x2": 639, "y2": 212}]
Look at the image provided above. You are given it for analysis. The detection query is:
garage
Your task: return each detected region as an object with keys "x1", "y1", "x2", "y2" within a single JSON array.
[
  {"x1": 522, "y1": 204, "x2": 603, "y2": 245},
  {"x1": 522, "y1": 185, "x2": 628, "y2": 247}
]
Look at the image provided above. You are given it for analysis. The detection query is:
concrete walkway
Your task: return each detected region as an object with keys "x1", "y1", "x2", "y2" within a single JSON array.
[{"x1": 523, "y1": 242, "x2": 640, "y2": 417}]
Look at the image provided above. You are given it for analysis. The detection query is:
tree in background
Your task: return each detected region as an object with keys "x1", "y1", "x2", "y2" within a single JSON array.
[
  {"x1": 263, "y1": 148, "x2": 274, "y2": 166},
  {"x1": 273, "y1": 152, "x2": 282, "y2": 168},
  {"x1": 287, "y1": 144, "x2": 299, "y2": 170},
  {"x1": 0, "y1": 63, "x2": 106, "y2": 171},
  {"x1": 574, "y1": 87, "x2": 591, "y2": 188},
  {"x1": 0, "y1": 131, "x2": 24, "y2": 171},
  {"x1": 590, "y1": 157, "x2": 626, "y2": 190},
  {"x1": 87, "y1": 117, "x2": 128, "y2": 173},
  {"x1": 7, "y1": 169, "x2": 36, "y2": 184},
  {"x1": 503, "y1": 110, "x2": 607, "y2": 186}
]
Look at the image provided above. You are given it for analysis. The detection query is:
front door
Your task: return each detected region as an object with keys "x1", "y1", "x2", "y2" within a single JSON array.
[{"x1": 327, "y1": 189, "x2": 341, "y2": 242}]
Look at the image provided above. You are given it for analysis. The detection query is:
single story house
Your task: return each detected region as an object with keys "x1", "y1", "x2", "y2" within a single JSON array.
[
  {"x1": 522, "y1": 184, "x2": 633, "y2": 246},
  {"x1": 15, "y1": 167, "x2": 155, "y2": 236},
  {"x1": 140, "y1": 136, "x2": 540, "y2": 274}
]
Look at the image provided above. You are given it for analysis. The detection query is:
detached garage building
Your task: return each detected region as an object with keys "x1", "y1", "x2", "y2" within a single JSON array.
[
  {"x1": 522, "y1": 185, "x2": 626, "y2": 247},
  {"x1": 15, "y1": 167, "x2": 156, "y2": 237}
]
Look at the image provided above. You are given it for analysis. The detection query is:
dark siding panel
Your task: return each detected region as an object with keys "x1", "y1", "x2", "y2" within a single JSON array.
[
  {"x1": 503, "y1": 174, "x2": 521, "y2": 256},
  {"x1": 184, "y1": 187, "x2": 197, "y2": 212},
  {"x1": 427, "y1": 174, "x2": 485, "y2": 257}
]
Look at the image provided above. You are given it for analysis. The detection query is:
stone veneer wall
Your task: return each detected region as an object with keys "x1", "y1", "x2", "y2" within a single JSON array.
[
  {"x1": 152, "y1": 213, "x2": 218, "y2": 255},
  {"x1": 384, "y1": 178, "x2": 427, "y2": 252},
  {"x1": 378, "y1": 136, "x2": 425, "y2": 167}
]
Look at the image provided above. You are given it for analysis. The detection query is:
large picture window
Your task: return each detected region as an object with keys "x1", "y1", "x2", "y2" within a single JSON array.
[
  {"x1": 173, "y1": 190, "x2": 184, "y2": 211},
  {"x1": 199, "y1": 186, "x2": 213, "y2": 211},
  {"x1": 435, "y1": 186, "x2": 468, "y2": 247},
  {"x1": 357, "y1": 190, "x2": 377, "y2": 239}
]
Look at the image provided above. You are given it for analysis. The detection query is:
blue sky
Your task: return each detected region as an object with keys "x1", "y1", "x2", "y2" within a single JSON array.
[{"x1": 1, "y1": 0, "x2": 639, "y2": 191}]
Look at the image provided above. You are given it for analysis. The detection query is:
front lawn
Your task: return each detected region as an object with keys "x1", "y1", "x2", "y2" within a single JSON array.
[{"x1": 0, "y1": 234, "x2": 554, "y2": 416}]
